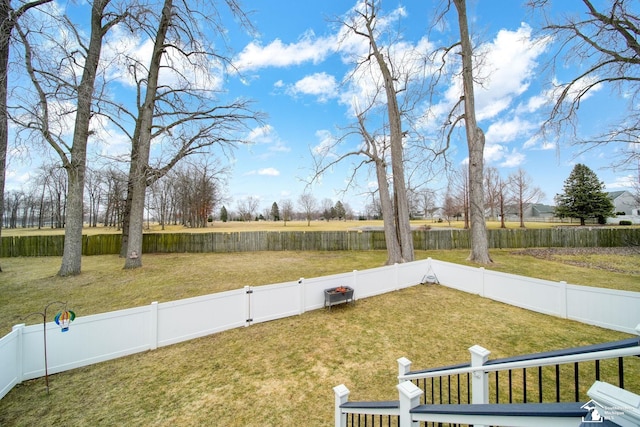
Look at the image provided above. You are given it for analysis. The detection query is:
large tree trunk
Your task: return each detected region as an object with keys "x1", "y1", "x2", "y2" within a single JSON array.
[
  {"x1": 375, "y1": 157, "x2": 402, "y2": 264},
  {"x1": 367, "y1": 19, "x2": 414, "y2": 263},
  {"x1": 124, "y1": 0, "x2": 172, "y2": 269},
  {"x1": 453, "y1": 0, "x2": 492, "y2": 264},
  {"x1": 58, "y1": 0, "x2": 108, "y2": 276},
  {"x1": 0, "y1": 0, "x2": 10, "y2": 273}
]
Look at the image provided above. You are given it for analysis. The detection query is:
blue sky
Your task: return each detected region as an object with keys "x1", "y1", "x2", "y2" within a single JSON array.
[{"x1": 6, "y1": 0, "x2": 638, "y2": 215}]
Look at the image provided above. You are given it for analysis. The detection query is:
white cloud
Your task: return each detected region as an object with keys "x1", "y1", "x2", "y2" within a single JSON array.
[
  {"x1": 288, "y1": 72, "x2": 338, "y2": 102},
  {"x1": 606, "y1": 175, "x2": 636, "y2": 189},
  {"x1": 312, "y1": 129, "x2": 337, "y2": 157},
  {"x1": 258, "y1": 168, "x2": 280, "y2": 176},
  {"x1": 485, "y1": 116, "x2": 536, "y2": 143},
  {"x1": 103, "y1": 25, "x2": 223, "y2": 92},
  {"x1": 431, "y1": 23, "x2": 550, "y2": 126},
  {"x1": 233, "y1": 31, "x2": 336, "y2": 72},
  {"x1": 499, "y1": 149, "x2": 526, "y2": 168},
  {"x1": 247, "y1": 125, "x2": 274, "y2": 143}
]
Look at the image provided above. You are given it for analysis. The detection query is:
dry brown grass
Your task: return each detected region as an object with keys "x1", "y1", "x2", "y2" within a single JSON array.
[
  {"x1": 0, "y1": 219, "x2": 585, "y2": 237},
  {"x1": 0, "y1": 249, "x2": 638, "y2": 426}
]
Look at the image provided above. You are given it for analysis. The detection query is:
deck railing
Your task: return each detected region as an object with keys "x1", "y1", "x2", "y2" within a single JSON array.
[{"x1": 334, "y1": 326, "x2": 640, "y2": 427}]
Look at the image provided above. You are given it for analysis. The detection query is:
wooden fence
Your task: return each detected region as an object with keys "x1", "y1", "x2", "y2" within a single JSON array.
[{"x1": 2, "y1": 227, "x2": 639, "y2": 257}]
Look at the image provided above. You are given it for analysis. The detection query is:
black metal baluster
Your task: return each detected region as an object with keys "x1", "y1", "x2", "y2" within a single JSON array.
[
  {"x1": 523, "y1": 368, "x2": 528, "y2": 402},
  {"x1": 495, "y1": 371, "x2": 499, "y2": 403},
  {"x1": 574, "y1": 362, "x2": 580, "y2": 402},
  {"x1": 457, "y1": 374, "x2": 461, "y2": 404},
  {"x1": 538, "y1": 366, "x2": 543, "y2": 403},
  {"x1": 448, "y1": 375, "x2": 452, "y2": 403},
  {"x1": 595, "y1": 359, "x2": 600, "y2": 381},
  {"x1": 618, "y1": 357, "x2": 624, "y2": 389},
  {"x1": 509, "y1": 369, "x2": 513, "y2": 403},
  {"x1": 555, "y1": 364, "x2": 560, "y2": 402}
]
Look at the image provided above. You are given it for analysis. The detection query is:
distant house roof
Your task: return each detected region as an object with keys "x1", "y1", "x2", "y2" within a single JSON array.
[
  {"x1": 608, "y1": 190, "x2": 629, "y2": 200},
  {"x1": 530, "y1": 203, "x2": 555, "y2": 215}
]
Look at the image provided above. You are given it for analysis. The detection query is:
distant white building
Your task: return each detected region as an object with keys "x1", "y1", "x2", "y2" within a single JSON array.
[
  {"x1": 608, "y1": 190, "x2": 638, "y2": 215},
  {"x1": 606, "y1": 190, "x2": 640, "y2": 224}
]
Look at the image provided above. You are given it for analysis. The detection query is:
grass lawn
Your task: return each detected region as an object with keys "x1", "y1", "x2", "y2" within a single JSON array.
[{"x1": 0, "y1": 249, "x2": 638, "y2": 425}]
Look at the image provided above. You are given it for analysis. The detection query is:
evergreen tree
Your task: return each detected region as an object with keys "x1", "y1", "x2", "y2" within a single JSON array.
[
  {"x1": 554, "y1": 164, "x2": 614, "y2": 225},
  {"x1": 270, "y1": 202, "x2": 280, "y2": 221},
  {"x1": 334, "y1": 201, "x2": 346, "y2": 220},
  {"x1": 220, "y1": 205, "x2": 228, "y2": 223}
]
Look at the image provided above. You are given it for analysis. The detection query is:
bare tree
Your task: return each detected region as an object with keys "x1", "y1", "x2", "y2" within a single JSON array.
[
  {"x1": 118, "y1": 0, "x2": 260, "y2": 268},
  {"x1": 350, "y1": 0, "x2": 413, "y2": 262},
  {"x1": 0, "y1": 0, "x2": 53, "y2": 271},
  {"x1": 484, "y1": 167, "x2": 501, "y2": 221},
  {"x1": 236, "y1": 195, "x2": 260, "y2": 222},
  {"x1": 508, "y1": 168, "x2": 545, "y2": 228},
  {"x1": 298, "y1": 193, "x2": 317, "y2": 226},
  {"x1": 15, "y1": 0, "x2": 128, "y2": 275},
  {"x1": 530, "y1": 0, "x2": 640, "y2": 168},
  {"x1": 313, "y1": 0, "x2": 428, "y2": 263},
  {"x1": 451, "y1": 0, "x2": 491, "y2": 264},
  {"x1": 280, "y1": 199, "x2": 293, "y2": 226}
]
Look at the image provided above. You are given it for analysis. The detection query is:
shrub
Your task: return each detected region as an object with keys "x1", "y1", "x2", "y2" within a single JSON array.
[{"x1": 619, "y1": 220, "x2": 632, "y2": 226}]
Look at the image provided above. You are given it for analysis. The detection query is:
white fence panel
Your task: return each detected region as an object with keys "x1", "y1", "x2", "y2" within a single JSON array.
[
  {"x1": 354, "y1": 265, "x2": 397, "y2": 299},
  {"x1": 0, "y1": 329, "x2": 20, "y2": 400},
  {"x1": 21, "y1": 306, "x2": 152, "y2": 380},
  {"x1": 430, "y1": 259, "x2": 483, "y2": 294},
  {"x1": 397, "y1": 260, "x2": 430, "y2": 289},
  {"x1": 483, "y1": 270, "x2": 565, "y2": 317},
  {"x1": 566, "y1": 285, "x2": 640, "y2": 334},
  {"x1": 251, "y1": 281, "x2": 301, "y2": 324},
  {"x1": 2, "y1": 256, "x2": 639, "y2": 403},
  {"x1": 157, "y1": 289, "x2": 246, "y2": 347},
  {"x1": 303, "y1": 272, "x2": 354, "y2": 311}
]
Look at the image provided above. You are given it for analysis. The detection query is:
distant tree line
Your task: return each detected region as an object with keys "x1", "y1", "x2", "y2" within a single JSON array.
[{"x1": 3, "y1": 161, "x2": 619, "y2": 230}]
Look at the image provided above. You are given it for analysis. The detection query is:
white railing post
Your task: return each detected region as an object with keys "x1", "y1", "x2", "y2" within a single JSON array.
[
  {"x1": 588, "y1": 381, "x2": 640, "y2": 426},
  {"x1": 398, "y1": 357, "x2": 412, "y2": 383},
  {"x1": 333, "y1": 384, "x2": 349, "y2": 427},
  {"x1": 149, "y1": 302, "x2": 158, "y2": 350},
  {"x1": 469, "y1": 344, "x2": 491, "y2": 404},
  {"x1": 397, "y1": 380, "x2": 422, "y2": 427},
  {"x1": 479, "y1": 267, "x2": 486, "y2": 297}
]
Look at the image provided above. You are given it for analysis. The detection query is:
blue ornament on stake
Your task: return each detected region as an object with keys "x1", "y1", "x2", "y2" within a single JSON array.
[{"x1": 54, "y1": 309, "x2": 76, "y2": 332}]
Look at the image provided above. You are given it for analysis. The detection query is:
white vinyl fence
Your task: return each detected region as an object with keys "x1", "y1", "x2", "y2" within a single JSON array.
[{"x1": 1, "y1": 258, "x2": 638, "y2": 400}]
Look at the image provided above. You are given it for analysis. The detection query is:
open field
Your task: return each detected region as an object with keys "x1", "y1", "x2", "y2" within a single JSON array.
[
  {"x1": 1, "y1": 249, "x2": 638, "y2": 425},
  {"x1": 0, "y1": 219, "x2": 596, "y2": 237}
]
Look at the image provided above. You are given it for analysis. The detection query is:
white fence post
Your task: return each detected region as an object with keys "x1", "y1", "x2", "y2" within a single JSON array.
[
  {"x1": 333, "y1": 384, "x2": 349, "y2": 427},
  {"x1": 149, "y1": 302, "x2": 158, "y2": 350},
  {"x1": 12, "y1": 324, "x2": 25, "y2": 384},
  {"x1": 244, "y1": 286, "x2": 252, "y2": 327},
  {"x1": 395, "y1": 263, "x2": 399, "y2": 290},
  {"x1": 298, "y1": 278, "x2": 305, "y2": 315},
  {"x1": 397, "y1": 380, "x2": 422, "y2": 427},
  {"x1": 479, "y1": 267, "x2": 486, "y2": 297},
  {"x1": 469, "y1": 344, "x2": 491, "y2": 404},
  {"x1": 351, "y1": 270, "x2": 358, "y2": 294},
  {"x1": 398, "y1": 357, "x2": 412, "y2": 383},
  {"x1": 559, "y1": 281, "x2": 568, "y2": 318}
]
